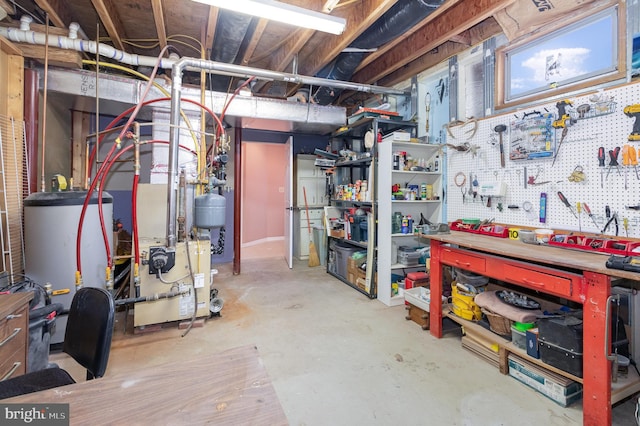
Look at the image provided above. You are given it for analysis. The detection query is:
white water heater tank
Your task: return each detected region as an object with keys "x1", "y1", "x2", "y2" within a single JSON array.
[{"x1": 24, "y1": 191, "x2": 113, "y2": 345}]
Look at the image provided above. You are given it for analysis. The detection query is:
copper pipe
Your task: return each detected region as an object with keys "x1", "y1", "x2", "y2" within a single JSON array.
[
  {"x1": 23, "y1": 69, "x2": 38, "y2": 194},
  {"x1": 233, "y1": 125, "x2": 242, "y2": 275}
]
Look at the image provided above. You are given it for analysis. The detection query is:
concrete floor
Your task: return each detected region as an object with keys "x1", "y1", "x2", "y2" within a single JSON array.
[{"x1": 52, "y1": 256, "x2": 639, "y2": 425}]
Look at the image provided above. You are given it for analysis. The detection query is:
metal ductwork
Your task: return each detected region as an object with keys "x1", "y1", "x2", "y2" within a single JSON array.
[{"x1": 313, "y1": 0, "x2": 446, "y2": 105}]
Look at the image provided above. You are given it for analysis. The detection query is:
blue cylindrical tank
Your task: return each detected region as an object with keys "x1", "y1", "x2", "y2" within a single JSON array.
[{"x1": 194, "y1": 193, "x2": 226, "y2": 229}]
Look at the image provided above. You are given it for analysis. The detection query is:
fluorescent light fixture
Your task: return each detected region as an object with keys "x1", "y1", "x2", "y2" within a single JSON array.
[{"x1": 192, "y1": 0, "x2": 346, "y2": 35}]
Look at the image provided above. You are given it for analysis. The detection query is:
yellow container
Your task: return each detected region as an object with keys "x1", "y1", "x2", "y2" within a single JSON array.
[
  {"x1": 508, "y1": 228, "x2": 520, "y2": 240},
  {"x1": 451, "y1": 284, "x2": 482, "y2": 321}
]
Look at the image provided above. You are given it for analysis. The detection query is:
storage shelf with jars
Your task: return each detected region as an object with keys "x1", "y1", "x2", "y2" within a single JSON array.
[
  {"x1": 326, "y1": 117, "x2": 418, "y2": 300},
  {"x1": 377, "y1": 137, "x2": 443, "y2": 307}
]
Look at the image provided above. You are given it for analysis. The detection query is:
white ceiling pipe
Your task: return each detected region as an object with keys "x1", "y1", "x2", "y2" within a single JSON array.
[
  {"x1": 0, "y1": 25, "x2": 407, "y2": 97},
  {"x1": 0, "y1": 26, "x2": 175, "y2": 68},
  {"x1": 0, "y1": 24, "x2": 410, "y2": 247},
  {"x1": 20, "y1": 16, "x2": 32, "y2": 31}
]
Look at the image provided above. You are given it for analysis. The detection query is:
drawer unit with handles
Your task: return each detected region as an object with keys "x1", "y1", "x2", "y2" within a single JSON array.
[{"x1": 0, "y1": 292, "x2": 33, "y2": 380}]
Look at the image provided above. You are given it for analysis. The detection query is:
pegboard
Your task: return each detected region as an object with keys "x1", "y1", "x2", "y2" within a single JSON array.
[{"x1": 445, "y1": 80, "x2": 640, "y2": 239}]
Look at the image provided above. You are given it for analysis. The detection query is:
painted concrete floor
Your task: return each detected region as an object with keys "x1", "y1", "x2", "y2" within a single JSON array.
[{"x1": 52, "y1": 257, "x2": 639, "y2": 425}]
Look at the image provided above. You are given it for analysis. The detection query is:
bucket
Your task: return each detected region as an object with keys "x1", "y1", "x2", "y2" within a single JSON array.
[{"x1": 313, "y1": 226, "x2": 327, "y2": 266}]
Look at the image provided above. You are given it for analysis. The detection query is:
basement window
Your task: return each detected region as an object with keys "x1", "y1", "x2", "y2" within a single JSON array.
[{"x1": 496, "y1": 5, "x2": 624, "y2": 109}]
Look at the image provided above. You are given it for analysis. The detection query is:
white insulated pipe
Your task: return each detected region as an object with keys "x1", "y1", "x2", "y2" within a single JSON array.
[{"x1": 0, "y1": 25, "x2": 407, "y2": 96}]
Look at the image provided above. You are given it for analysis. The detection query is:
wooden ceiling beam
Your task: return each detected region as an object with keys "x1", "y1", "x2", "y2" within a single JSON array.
[
  {"x1": 354, "y1": 0, "x2": 458, "y2": 73},
  {"x1": 352, "y1": 0, "x2": 514, "y2": 84},
  {"x1": 241, "y1": 18, "x2": 268, "y2": 65},
  {"x1": 268, "y1": 28, "x2": 314, "y2": 73},
  {"x1": 151, "y1": 0, "x2": 168, "y2": 52},
  {"x1": 297, "y1": 0, "x2": 396, "y2": 77},
  {"x1": 204, "y1": 7, "x2": 219, "y2": 58},
  {"x1": 0, "y1": 0, "x2": 13, "y2": 15},
  {"x1": 90, "y1": 0, "x2": 126, "y2": 52},
  {"x1": 34, "y1": 0, "x2": 72, "y2": 28},
  {"x1": 448, "y1": 33, "x2": 472, "y2": 46},
  {"x1": 379, "y1": 17, "x2": 503, "y2": 87},
  {"x1": 337, "y1": 17, "x2": 503, "y2": 106}
]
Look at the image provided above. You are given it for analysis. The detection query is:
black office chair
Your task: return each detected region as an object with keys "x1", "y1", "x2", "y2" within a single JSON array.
[{"x1": 0, "y1": 287, "x2": 115, "y2": 399}]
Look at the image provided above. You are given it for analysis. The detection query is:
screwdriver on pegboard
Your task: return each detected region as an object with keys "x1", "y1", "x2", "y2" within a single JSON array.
[
  {"x1": 576, "y1": 202, "x2": 582, "y2": 232},
  {"x1": 557, "y1": 191, "x2": 578, "y2": 219},
  {"x1": 583, "y1": 202, "x2": 599, "y2": 230}
]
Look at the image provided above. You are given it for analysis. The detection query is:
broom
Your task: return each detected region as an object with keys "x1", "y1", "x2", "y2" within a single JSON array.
[{"x1": 303, "y1": 186, "x2": 321, "y2": 267}]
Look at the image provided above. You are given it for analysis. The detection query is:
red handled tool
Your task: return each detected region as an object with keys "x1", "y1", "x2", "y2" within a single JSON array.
[
  {"x1": 598, "y1": 146, "x2": 605, "y2": 188},
  {"x1": 557, "y1": 191, "x2": 578, "y2": 219},
  {"x1": 583, "y1": 202, "x2": 600, "y2": 230},
  {"x1": 606, "y1": 146, "x2": 621, "y2": 180}
]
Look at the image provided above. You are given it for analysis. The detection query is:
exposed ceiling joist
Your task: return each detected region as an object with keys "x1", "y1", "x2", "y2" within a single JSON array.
[
  {"x1": 241, "y1": 18, "x2": 268, "y2": 65},
  {"x1": 353, "y1": 0, "x2": 514, "y2": 84},
  {"x1": 90, "y1": 0, "x2": 126, "y2": 52},
  {"x1": 268, "y1": 28, "x2": 314, "y2": 72},
  {"x1": 34, "y1": 0, "x2": 71, "y2": 28},
  {"x1": 204, "y1": 6, "x2": 218, "y2": 58},
  {"x1": 354, "y1": 0, "x2": 457, "y2": 74},
  {"x1": 151, "y1": 0, "x2": 167, "y2": 51},
  {"x1": 298, "y1": 0, "x2": 396, "y2": 77},
  {"x1": 448, "y1": 34, "x2": 472, "y2": 46},
  {"x1": 379, "y1": 17, "x2": 503, "y2": 87},
  {"x1": 0, "y1": 0, "x2": 11, "y2": 15}
]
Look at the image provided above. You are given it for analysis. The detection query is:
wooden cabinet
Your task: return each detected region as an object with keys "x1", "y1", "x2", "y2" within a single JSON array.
[{"x1": 0, "y1": 292, "x2": 32, "y2": 380}]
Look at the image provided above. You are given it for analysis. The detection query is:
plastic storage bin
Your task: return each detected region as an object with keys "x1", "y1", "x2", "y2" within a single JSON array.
[
  {"x1": 334, "y1": 243, "x2": 360, "y2": 279},
  {"x1": 511, "y1": 325, "x2": 526, "y2": 350}
]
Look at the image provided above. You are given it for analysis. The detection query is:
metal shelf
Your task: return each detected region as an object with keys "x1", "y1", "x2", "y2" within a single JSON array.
[{"x1": 327, "y1": 270, "x2": 376, "y2": 299}]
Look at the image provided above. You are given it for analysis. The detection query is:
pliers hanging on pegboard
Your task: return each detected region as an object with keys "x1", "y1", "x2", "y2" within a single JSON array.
[{"x1": 602, "y1": 205, "x2": 619, "y2": 236}]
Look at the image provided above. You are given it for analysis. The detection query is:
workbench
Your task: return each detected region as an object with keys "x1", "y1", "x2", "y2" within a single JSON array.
[
  {"x1": 5, "y1": 345, "x2": 288, "y2": 425},
  {"x1": 423, "y1": 231, "x2": 640, "y2": 426}
]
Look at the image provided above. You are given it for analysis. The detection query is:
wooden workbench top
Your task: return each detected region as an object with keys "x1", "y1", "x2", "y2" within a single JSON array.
[
  {"x1": 421, "y1": 231, "x2": 640, "y2": 281},
  {"x1": 7, "y1": 345, "x2": 288, "y2": 425}
]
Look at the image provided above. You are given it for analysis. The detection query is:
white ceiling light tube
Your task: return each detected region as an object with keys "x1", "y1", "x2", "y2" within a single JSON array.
[{"x1": 192, "y1": 0, "x2": 346, "y2": 35}]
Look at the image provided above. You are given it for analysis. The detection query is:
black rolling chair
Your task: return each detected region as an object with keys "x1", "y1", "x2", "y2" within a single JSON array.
[{"x1": 0, "y1": 287, "x2": 115, "y2": 399}]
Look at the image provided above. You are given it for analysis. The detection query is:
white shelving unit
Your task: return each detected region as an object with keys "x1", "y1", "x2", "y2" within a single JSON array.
[
  {"x1": 294, "y1": 154, "x2": 327, "y2": 260},
  {"x1": 377, "y1": 138, "x2": 443, "y2": 306}
]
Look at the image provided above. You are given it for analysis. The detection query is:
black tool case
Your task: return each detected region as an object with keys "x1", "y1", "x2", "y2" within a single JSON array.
[
  {"x1": 538, "y1": 340, "x2": 583, "y2": 377},
  {"x1": 538, "y1": 314, "x2": 583, "y2": 377},
  {"x1": 538, "y1": 314, "x2": 583, "y2": 353}
]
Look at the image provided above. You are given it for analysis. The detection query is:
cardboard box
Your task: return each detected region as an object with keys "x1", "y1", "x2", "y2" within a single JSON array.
[
  {"x1": 330, "y1": 229, "x2": 345, "y2": 238},
  {"x1": 508, "y1": 354, "x2": 582, "y2": 407}
]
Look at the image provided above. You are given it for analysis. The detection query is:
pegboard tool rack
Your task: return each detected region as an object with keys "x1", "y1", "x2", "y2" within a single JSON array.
[{"x1": 445, "y1": 80, "x2": 640, "y2": 241}]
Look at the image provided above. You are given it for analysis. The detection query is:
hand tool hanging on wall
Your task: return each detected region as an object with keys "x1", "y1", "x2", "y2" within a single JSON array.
[
  {"x1": 425, "y1": 92, "x2": 431, "y2": 135},
  {"x1": 583, "y1": 203, "x2": 599, "y2": 230},
  {"x1": 576, "y1": 202, "x2": 582, "y2": 232},
  {"x1": 623, "y1": 104, "x2": 640, "y2": 141},
  {"x1": 551, "y1": 100, "x2": 577, "y2": 167},
  {"x1": 598, "y1": 146, "x2": 606, "y2": 188},
  {"x1": 494, "y1": 124, "x2": 507, "y2": 168},
  {"x1": 623, "y1": 144, "x2": 640, "y2": 181},
  {"x1": 606, "y1": 147, "x2": 621, "y2": 180},
  {"x1": 602, "y1": 205, "x2": 619, "y2": 236},
  {"x1": 557, "y1": 192, "x2": 578, "y2": 219}
]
